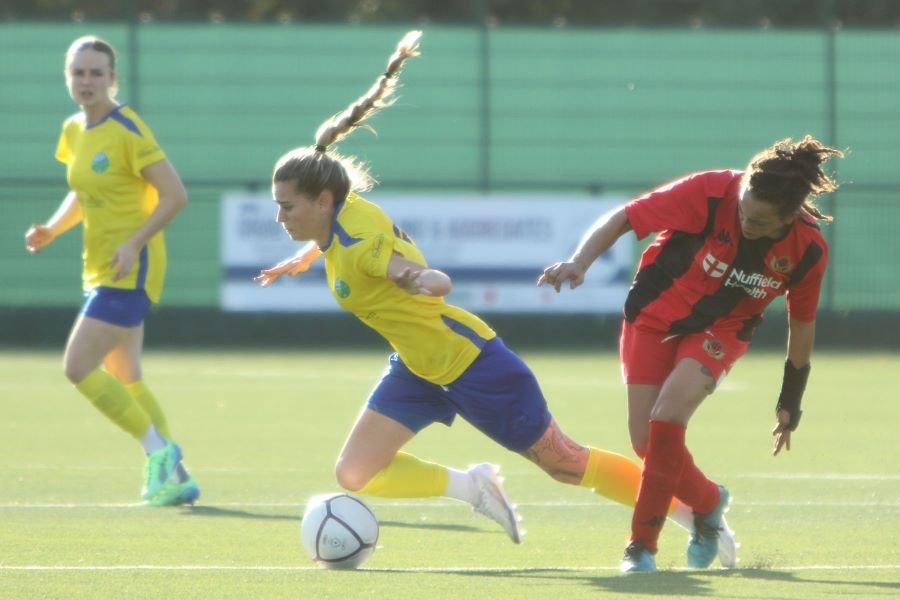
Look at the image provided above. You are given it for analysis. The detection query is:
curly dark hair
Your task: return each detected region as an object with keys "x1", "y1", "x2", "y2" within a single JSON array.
[{"x1": 744, "y1": 135, "x2": 844, "y2": 222}]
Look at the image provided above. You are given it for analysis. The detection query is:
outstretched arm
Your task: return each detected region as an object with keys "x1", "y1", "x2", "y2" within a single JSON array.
[
  {"x1": 538, "y1": 205, "x2": 632, "y2": 292},
  {"x1": 25, "y1": 191, "x2": 82, "y2": 254},
  {"x1": 772, "y1": 318, "x2": 816, "y2": 456},
  {"x1": 255, "y1": 241, "x2": 323, "y2": 287},
  {"x1": 387, "y1": 252, "x2": 451, "y2": 296}
]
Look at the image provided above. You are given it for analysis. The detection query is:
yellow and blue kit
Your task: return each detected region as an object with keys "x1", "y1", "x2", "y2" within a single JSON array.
[
  {"x1": 56, "y1": 104, "x2": 168, "y2": 304},
  {"x1": 321, "y1": 193, "x2": 551, "y2": 451},
  {"x1": 321, "y1": 192, "x2": 497, "y2": 385}
]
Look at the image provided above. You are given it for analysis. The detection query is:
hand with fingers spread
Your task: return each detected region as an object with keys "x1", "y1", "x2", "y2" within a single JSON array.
[
  {"x1": 537, "y1": 260, "x2": 588, "y2": 293},
  {"x1": 255, "y1": 244, "x2": 323, "y2": 287}
]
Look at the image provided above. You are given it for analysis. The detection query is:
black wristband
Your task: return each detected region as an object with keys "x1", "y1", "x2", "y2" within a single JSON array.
[{"x1": 775, "y1": 359, "x2": 810, "y2": 431}]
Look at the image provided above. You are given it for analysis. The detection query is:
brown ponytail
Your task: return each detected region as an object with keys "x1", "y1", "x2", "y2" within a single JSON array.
[{"x1": 273, "y1": 31, "x2": 422, "y2": 201}]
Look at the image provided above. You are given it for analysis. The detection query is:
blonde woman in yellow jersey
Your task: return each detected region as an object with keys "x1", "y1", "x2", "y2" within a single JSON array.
[
  {"x1": 24, "y1": 36, "x2": 198, "y2": 506},
  {"x1": 257, "y1": 31, "x2": 699, "y2": 545}
]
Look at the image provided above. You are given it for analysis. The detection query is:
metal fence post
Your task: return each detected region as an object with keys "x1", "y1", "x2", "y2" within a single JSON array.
[
  {"x1": 126, "y1": 0, "x2": 140, "y2": 111},
  {"x1": 475, "y1": 0, "x2": 491, "y2": 193},
  {"x1": 821, "y1": 0, "x2": 838, "y2": 313}
]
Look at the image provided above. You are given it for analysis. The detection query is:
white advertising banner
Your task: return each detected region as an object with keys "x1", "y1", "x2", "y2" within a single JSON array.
[{"x1": 220, "y1": 192, "x2": 632, "y2": 313}]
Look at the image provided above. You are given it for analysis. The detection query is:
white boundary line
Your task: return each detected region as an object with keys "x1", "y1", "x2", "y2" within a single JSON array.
[
  {"x1": 0, "y1": 565, "x2": 897, "y2": 572},
  {"x1": 5, "y1": 468, "x2": 899, "y2": 480},
  {"x1": 734, "y1": 473, "x2": 900, "y2": 480},
  {"x1": 1, "y1": 499, "x2": 898, "y2": 509}
]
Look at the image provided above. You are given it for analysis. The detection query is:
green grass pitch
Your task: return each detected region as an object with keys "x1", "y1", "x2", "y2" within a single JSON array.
[{"x1": 1, "y1": 348, "x2": 898, "y2": 598}]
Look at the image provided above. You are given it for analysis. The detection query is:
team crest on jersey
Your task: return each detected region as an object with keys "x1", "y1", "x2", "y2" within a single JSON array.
[
  {"x1": 703, "y1": 338, "x2": 725, "y2": 360},
  {"x1": 91, "y1": 152, "x2": 109, "y2": 173},
  {"x1": 769, "y1": 256, "x2": 793, "y2": 273},
  {"x1": 702, "y1": 253, "x2": 729, "y2": 278},
  {"x1": 334, "y1": 278, "x2": 351, "y2": 298}
]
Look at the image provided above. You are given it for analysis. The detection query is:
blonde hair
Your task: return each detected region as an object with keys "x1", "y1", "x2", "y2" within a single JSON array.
[
  {"x1": 273, "y1": 30, "x2": 422, "y2": 201},
  {"x1": 65, "y1": 35, "x2": 118, "y2": 97},
  {"x1": 744, "y1": 135, "x2": 844, "y2": 222}
]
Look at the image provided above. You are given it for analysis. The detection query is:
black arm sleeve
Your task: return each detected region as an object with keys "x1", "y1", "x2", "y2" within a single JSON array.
[{"x1": 775, "y1": 359, "x2": 810, "y2": 431}]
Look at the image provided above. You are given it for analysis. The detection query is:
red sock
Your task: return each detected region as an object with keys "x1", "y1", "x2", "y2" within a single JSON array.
[
  {"x1": 631, "y1": 420, "x2": 686, "y2": 553},
  {"x1": 673, "y1": 449, "x2": 720, "y2": 514}
]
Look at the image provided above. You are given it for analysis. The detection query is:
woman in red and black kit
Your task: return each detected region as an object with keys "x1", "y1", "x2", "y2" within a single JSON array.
[{"x1": 539, "y1": 135, "x2": 842, "y2": 572}]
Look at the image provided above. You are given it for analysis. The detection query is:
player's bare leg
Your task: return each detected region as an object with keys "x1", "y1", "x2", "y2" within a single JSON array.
[{"x1": 337, "y1": 408, "x2": 522, "y2": 542}]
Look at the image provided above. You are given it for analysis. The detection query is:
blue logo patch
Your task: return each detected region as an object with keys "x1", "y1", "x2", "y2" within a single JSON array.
[{"x1": 91, "y1": 152, "x2": 110, "y2": 173}]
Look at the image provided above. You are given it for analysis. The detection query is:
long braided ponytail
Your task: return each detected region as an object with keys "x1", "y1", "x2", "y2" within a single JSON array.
[{"x1": 273, "y1": 31, "x2": 422, "y2": 201}]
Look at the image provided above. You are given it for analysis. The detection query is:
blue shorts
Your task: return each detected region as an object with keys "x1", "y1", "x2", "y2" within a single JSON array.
[
  {"x1": 366, "y1": 337, "x2": 552, "y2": 452},
  {"x1": 81, "y1": 287, "x2": 151, "y2": 327}
]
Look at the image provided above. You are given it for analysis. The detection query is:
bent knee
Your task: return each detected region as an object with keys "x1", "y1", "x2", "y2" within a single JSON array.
[
  {"x1": 64, "y1": 362, "x2": 92, "y2": 385},
  {"x1": 334, "y1": 462, "x2": 372, "y2": 493}
]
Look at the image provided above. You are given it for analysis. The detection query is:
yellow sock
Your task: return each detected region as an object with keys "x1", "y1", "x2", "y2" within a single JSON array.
[
  {"x1": 580, "y1": 446, "x2": 680, "y2": 515},
  {"x1": 357, "y1": 451, "x2": 449, "y2": 498},
  {"x1": 125, "y1": 380, "x2": 171, "y2": 439},
  {"x1": 75, "y1": 369, "x2": 151, "y2": 438},
  {"x1": 579, "y1": 447, "x2": 643, "y2": 507}
]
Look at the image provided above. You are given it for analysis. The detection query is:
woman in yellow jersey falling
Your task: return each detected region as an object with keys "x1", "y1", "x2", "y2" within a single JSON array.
[
  {"x1": 256, "y1": 31, "x2": 710, "y2": 547},
  {"x1": 24, "y1": 36, "x2": 198, "y2": 506}
]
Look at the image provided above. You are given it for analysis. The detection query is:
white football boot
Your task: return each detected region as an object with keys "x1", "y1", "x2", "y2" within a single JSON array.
[
  {"x1": 468, "y1": 463, "x2": 523, "y2": 544},
  {"x1": 716, "y1": 513, "x2": 739, "y2": 568}
]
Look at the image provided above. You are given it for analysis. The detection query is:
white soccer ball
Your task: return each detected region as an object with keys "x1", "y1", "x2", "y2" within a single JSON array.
[{"x1": 300, "y1": 493, "x2": 379, "y2": 569}]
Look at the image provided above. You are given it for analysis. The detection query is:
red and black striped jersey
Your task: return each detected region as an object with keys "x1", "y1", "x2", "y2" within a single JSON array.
[{"x1": 623, "y1": 170, "x2": 828, "y2": 340}]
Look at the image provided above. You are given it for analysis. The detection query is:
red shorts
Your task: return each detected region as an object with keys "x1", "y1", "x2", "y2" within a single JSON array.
[{"x1": 619, "y1": 320, "x2": 750, "y2": 386}]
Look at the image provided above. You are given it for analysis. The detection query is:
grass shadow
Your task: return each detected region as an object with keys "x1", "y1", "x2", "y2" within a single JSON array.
[
  {"x1": 176, "y1": 505, "x2": 298, "y2": 521},
  {"x1": 176, "y1": 506, "x2": 483, "y2": 534},
  {"x1": 426, "y1": 566, "x2": 900, "y2": 596},
  {"x1": 730, "y1": 567, "x2": 900, "y2": 593},
  {"x1": 379, "y1": 519, "x2": 483, "y2": 534}
]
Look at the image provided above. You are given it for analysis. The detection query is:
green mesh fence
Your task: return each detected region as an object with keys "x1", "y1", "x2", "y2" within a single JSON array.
[{"x1": 1, "y1": 23, "x2": 897, "y2": 310}]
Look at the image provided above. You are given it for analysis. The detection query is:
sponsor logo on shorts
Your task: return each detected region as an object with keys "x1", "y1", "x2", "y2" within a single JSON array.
[{"x1": 703, "y1": 338, "x2": 725, "y2": 360}]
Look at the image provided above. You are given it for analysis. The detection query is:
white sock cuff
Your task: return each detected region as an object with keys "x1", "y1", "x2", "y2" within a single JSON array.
[
  {"x1": 443, "y1": 467, "x2": 477, "y2": 504},
  {"x1": 139, "y1": 425, "x2": 167, "y2": 454}
]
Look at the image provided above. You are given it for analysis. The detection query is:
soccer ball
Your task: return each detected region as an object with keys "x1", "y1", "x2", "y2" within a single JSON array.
[{"x1": 300, "y1": 493, "x2": 379, "y2": 569}]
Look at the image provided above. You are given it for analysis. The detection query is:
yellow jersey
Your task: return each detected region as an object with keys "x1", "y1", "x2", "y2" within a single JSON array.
[
  {"x1": 55, "y1": 105, "x2": 168, "y2": 303},
  {"x1": 322, "y1": 193, "x2": 496, "y2": 385}
]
